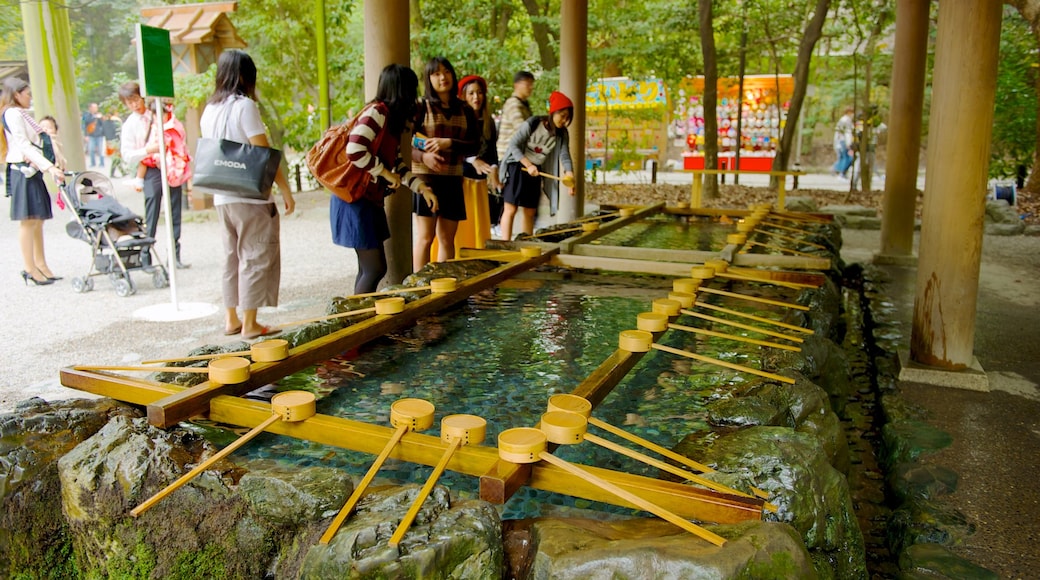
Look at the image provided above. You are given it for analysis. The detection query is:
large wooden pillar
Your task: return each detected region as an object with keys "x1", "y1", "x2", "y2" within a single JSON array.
[
  {"x1": 21, "y1": 0, "x2": 84, "y2": 173},
  {"x1": 910, "y1": 0, "x2": 1001, "y2": 370},
  {"x1": 878, "y1": 0, "x2": 929, "y2": 262},
  {"x1": 557, "y1": 0, "x2": 587, "y2": 222},
  {"x1": 365, "y1": 0, "x2": 412, "y2": 284}
]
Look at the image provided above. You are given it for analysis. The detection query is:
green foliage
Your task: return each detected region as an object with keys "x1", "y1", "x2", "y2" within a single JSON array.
[{"x1": 991, "y1": 8, "x2": 1038, "y2": 179}]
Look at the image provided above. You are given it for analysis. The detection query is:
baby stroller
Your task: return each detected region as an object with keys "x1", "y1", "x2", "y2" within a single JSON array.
[{"x1": 61, "y1": 171, "x2": 169, "y2": 297}]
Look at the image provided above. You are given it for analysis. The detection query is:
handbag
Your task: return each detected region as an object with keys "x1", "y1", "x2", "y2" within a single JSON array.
[
  {"x1": 306, "y1": 103, "x2": 384, "y2": 203},
  {"x1": 193, "y1": 98, "x2": 281, "y2": 199}
]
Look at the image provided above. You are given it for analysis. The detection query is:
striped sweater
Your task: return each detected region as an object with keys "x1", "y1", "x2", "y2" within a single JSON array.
[{"x1": 347, "y1": 103, "x2": 424, "y2": 194}]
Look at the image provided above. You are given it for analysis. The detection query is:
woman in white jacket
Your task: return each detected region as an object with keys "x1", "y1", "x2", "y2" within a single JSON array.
[{"x1": 1, "y1": 78, "x2": 64, "y2": 286}]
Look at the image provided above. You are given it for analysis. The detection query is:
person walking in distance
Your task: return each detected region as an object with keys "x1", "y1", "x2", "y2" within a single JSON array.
[
  {"x1": 82, "y1": 102, "x2": 105, "y2": 168},
  {"x1": 119, "y1": 82, "x2": 188, "y2": 270},
  {"x1": 492, "y1": 71, "x2": 534, "y2": 234}
]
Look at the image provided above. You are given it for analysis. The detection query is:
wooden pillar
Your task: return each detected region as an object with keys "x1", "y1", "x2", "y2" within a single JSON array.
[
  {"x1": 910, "y1": 0, "x2": 1001, "y2": 369},
  {"x1": 557, "y1": 0, "x2": 587, "y2": 223},
  {"x1": 21, "y1": 0, "x2": 85, "y2": 173},
  {"x1": 365, "y1": 0, "x2": 412, "y2": 284},
  {"x1": 878, "y1": 0, "x2": 929, "y2": 260}
]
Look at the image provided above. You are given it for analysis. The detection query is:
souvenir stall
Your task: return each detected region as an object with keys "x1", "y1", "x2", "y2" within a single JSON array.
[
  {"x1": 674, "y1": 75, "x2": 793, "y2": 171},
  {"x1": 585, "y1": 78, "x2": 669, "y2": 170}
]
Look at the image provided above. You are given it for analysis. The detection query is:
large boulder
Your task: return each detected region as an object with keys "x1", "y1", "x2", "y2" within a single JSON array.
[
  {"x1": 676, "y1": 427, "x2": 866, "y2": 579},
  {"x1": 302, "y1": 485, "x2": 503, "y2": 579},
  {"x1": 763, "y1": 336, "x2": 854, "y2": 417},
  {"x1": 57, "y1": 414, "x2": 351, "y2": 578},
  {"x1": 0, "y1": 398, "x2": 137, "y2": 578},
  {"x1": 505, "y1": 518, "x2": 816, "y2": 580}
]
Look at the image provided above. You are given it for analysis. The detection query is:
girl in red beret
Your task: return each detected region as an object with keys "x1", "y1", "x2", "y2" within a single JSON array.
[{"x1": 497, "y1": 90, "x2": 575, "y2": 240}]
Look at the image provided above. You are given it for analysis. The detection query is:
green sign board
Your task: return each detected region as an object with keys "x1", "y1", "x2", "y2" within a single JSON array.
[{"x1": 136, "y1": 24, "x2": 174, "y2": 98}]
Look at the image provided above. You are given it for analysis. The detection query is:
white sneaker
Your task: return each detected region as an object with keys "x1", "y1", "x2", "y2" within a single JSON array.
[{"x1": 490, "y1": 225, "x2": 501, "y2": 239}]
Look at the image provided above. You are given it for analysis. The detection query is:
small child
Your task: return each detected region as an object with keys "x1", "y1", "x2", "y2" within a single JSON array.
[
  {"x1": 497, "y1": 91, "x2": 575, "y2": 240},
  {"x1": 38, "y1": 116, "x2": 66, "y2": 172},
  {"x1": 135, "y1": 102, "x2": 190, "y2": 191}
]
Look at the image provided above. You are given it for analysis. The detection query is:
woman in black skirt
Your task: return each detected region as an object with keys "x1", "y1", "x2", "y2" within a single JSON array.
[{"x1": 1, "y1": 78, "x2": 64, "y2": 286}]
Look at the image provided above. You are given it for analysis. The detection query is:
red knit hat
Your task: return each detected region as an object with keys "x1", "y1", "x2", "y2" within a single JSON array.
[
  {"x1": 548, "y1": 91, "x2": 574, "y2": 114},
  {"x1": 457, "y1": 75, "x2": 487, "y2": 98}
]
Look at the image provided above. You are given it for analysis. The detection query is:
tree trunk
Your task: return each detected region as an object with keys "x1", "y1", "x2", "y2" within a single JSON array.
[
  {"x1": 410, "y1": 0, "x2": 424, "y2": 72},
  {"x1": 1009, "y1": 0, "x2": 1040, "y2": 193},
  {"x1": 699, "y1": 0, "x2": 719, "y2": 201},
  {"x1": 521, "y1": 0, "x2": 557, "y2": 70},
  {"x1": 859, "y1": 9, "x2": 887, "y2": 193},
  {"x1": 774, "y1": 0, "x2": 832, "y2": 174},
  {"x1": 493, "y1": 3, "x2": 513, "y2": 43}
]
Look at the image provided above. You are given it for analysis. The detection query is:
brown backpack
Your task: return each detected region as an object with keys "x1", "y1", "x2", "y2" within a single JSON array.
[{"x1": 305, "y1": 103, "x2": 384, "y2": 203}]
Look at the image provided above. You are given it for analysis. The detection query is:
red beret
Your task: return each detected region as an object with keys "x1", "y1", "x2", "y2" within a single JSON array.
[
  {"x1": 458, "y1": 75, "x2": 487, "y2": 98},
  {"x1": 549, "y1": 91, "x2": 574, "y2": 114}
]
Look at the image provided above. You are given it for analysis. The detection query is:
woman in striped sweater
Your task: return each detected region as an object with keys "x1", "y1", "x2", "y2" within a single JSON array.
[{"x1": 331, "y1": 64, "x2": 436, "y2": 294}]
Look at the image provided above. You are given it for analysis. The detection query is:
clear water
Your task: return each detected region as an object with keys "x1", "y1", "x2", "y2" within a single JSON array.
[
  {"x1": 593, "y1": 216, "x2": 734, "y2": 251},
  {"x1": 215, "y1": 272, "x2": 797, "y2": 519}
]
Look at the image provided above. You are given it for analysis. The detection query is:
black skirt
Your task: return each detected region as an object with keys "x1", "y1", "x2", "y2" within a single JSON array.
[{"x1": 7, "y1": 165, "x2": 53, "y2": 221}]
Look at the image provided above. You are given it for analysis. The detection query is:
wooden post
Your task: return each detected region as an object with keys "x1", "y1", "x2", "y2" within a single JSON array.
[
  {"x1": 910, "y1": 0, "x2": 1001, "y2": 369},
  {"x1": 20, "y1": 0, "x2": 85, "y2": 173},
  {"x1": 365, "y1": 0, "x2": 412, "y2": 284},
  {"x1": 557, "y1": 0, "x2": 587, "y2": 223},
  {"x1": 879, "y1": 0, "x2": 929, "y2": 261}
]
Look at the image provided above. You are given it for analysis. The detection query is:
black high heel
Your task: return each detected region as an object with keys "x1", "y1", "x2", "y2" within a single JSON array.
[
  {"x1": 47, "y1": 275, "x2": 63, "y2": 281},
  {"x1": 20, "y1": 271, "x2": 54, "y2": 286}
]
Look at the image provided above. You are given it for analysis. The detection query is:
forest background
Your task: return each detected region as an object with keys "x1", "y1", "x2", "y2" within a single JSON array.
[{"x1": 0, "y1": 0, "x2": 1037, "y2": 196}]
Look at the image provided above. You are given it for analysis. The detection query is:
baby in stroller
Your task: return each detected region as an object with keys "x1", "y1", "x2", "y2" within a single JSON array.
[{"x1": 61, "y1": 171, "x2": 169, "y2": 297}]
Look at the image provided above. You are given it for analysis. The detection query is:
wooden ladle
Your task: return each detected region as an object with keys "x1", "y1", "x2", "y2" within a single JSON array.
[
  {"x1": 277, "y1": 295, "x2": 409, "y2": 329},
  {"x1": 636, "y1": 312, "x2": 800, "y2": 353},
  {"x1": 545, "y1": 395, "x2": 776, "y2": 512},
  {"x1": 130, "y1": 390, "x2": 316, "y2": 516},
  {"x1": 619, "y1": 329, "x2": 795, "y2": 384},
  {"x1": 498, "y1": 425, "x2": 726, "y2": 546},
  {"x1": 319, "y1": 398, "x2": 436, "y2": 545},
  {"x1": 141, "y1": 339, "x2": 290, "y2": 365},
  {"x1": 388, "y1": 414, "x2": 487, "y2": 546},
  {"x1": 76, "y1": 356, "x2": 252, "y2": 385}
]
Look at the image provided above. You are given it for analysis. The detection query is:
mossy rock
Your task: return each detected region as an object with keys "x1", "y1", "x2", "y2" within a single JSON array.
[
  {"x1": 887, "y1": 499, "x2": 975, "y2": 557},
  {"x1": 888, "y1": 463, "x2": 959, "y2": 503},
  {"x1": 707, "y1": 396, "x2": 788, "y2": 428},
  {"x1": 676, "y1": 427, "x2": 866, "y2": 579},
  {"x1": 0, "y1": 398, "x2": 137, "y2": 579},
  {"x1": 898, "y1": 543, "x2": 998, "y2": 580},
  {"x1": 881, "y1": 420, "x2": 953, "y2": 469},
  {"x1": 505, "y1": 518, "x2": 815, "y2": 579},
  {"x1": 762, "y1": 336, "x2": 854, "y2": 417},
  {"x1": 302, "y1": 485, "x2": 502, "y2": 579}
]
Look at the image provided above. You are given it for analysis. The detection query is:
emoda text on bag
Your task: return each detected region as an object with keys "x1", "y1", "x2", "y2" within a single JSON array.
[{"x1": 215, "y1": 159, "x2": 248, "y2": 169}]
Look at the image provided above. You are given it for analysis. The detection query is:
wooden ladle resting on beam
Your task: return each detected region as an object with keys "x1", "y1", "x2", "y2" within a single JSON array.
[
  {"x1": 141, "y1": 339, "x2": 290, "y2": 365},
  {"x1": 636, "y1": 311, "x2": 801, "y2": 353},
  {"x1": 497, "y1": 426, "x2": 727, "y2": 546},
  {"x1": 619, "y1": 329, "x2": 796, "y2": 385},
  {"x1": 75, "y1": 356, "x2": 253, "y2": 385},
  {"x1": 276, "y1": 291, "x2": 413, "y2": 329},
  {"x1": 130, "y1": 391, "x2": 316, "y2": 516},
  {"x1": 544, "y1": 397, "x2": 777, "y2": 512},
  {"x1": 388, "y1": 414, "x2": 487, "y2": 547},
  {"x1": 318, "y1": 398, "x2": 436, "y2": 545}
]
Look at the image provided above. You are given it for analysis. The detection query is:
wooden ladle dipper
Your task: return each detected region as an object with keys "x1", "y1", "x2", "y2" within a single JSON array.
[
  {"x1": 130, "y1": 390, "x2": 316, "y2": 516},
  {"x1": 388, "y1": 414, "x2": 487, "y2": 546},
  {"x1": 546, "y1": 394, "x2": 776, "y2": 511},
  {"x1": 497, "y1": 423, "x2": 726, "y2": 546},
  {"x1": 76, "y1": 356, "x2": 252, "y2": 385},
  {"x1": 141, "y1": 339, "x2": 290, "y2": 365},
  {"x1": 319, "y1": 398, "x2": 436, "y2": 544}
]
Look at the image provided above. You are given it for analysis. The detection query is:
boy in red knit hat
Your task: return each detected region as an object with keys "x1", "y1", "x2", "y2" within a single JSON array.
[{"x1": 497, "y1": 90, "x2": 575, "y2": 240}]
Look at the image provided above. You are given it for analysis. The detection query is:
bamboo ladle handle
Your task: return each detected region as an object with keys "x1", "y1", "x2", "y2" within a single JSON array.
[
  {"x1": 319, "y1": 423, "x2": 410, "y2": 544},
  {"x1": 343, "y1": 285, "x2": 432, "y2": 300},
  {"x1": 277, "y1": 306, "x2": 377, "y2": 329},
  {"x1": 388, "y1": 437, "x2": 461, "y2": 547},
  {"x1": 582, "y1": 432, "x2": 777, "y2": 512},
  {"x1": 650, "y1": 343, "x2": 796, "y2": 384},
  {"x1": 668, "y1": 322, "x2": 801, "y2": 352},
  {"x1": 681, "y1": 308, "x2": 804, "y2": 343},
  {"x1": 76, "y1": 365, "x2": 211, "y2": 373},
  {"x1": 131, "y1": 413, "x2": 282, "y2": 517},
  {"x1": 696, "y1": 286, "x2": 810, "y2": 311},
  {"x1": 744, "y1": 239, "x2": 818, "y2": 258},
  {"x1": 537, "y1": 452, "x2": 727, "y2": 546},
  {"x1": 690, "y1": 302, "x2": 814, "y2": 335}
]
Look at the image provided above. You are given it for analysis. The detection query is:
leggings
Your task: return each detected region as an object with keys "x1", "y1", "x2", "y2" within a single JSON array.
[{"x1": 354, "y1": 248, "x2": 387, "y2": 294}]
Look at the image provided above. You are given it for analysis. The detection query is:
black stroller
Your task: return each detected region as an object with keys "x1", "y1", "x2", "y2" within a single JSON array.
[{"x1": 61, "y1": 171, "x2": 169, "y2": 297}]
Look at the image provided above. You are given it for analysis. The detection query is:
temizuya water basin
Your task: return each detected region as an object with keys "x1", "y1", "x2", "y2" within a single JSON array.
[
  {"x1": 218, "y1": 270, "x2": 798, "y2": 520},
  {"x1": 592, "y1": 215, "x2": 734, "y2": 251}
]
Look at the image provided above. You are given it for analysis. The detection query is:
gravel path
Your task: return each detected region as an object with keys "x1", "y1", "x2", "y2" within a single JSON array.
[{"x1": 0, "y1": 176, "x2": 356, "y2": 411}]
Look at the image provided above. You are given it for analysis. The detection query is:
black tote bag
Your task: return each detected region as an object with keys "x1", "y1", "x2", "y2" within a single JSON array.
[{"x1": 193, "y1": 98, "x2": 281, "y2": 199}]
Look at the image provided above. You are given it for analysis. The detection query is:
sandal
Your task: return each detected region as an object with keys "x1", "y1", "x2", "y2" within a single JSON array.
[{"x1": 242, "y1": 325, "x2": 281, "y2": 340}]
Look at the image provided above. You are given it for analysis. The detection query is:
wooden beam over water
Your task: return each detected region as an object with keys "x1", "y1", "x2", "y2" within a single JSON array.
[
  {"x1": 206, "y1": 396, "x2": 763, "y2": 524},
  {"x1": 558, "y1": 203, "x2": 666, "y2": 253},
  {"x1": 60, "y1": 250, "x2": 559, "y2": 428}
]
